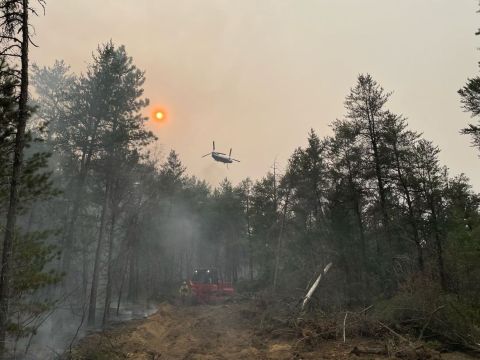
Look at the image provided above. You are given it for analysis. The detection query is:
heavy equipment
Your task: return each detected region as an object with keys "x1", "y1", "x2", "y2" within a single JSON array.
[{"x1": 189, "y1": 268, "x2": 234, "y2": 304}]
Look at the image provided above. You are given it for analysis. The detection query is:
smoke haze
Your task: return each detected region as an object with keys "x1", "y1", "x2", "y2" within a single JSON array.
[{"x1": 31, "y1": 0, "x2": 480, "y2": 189}]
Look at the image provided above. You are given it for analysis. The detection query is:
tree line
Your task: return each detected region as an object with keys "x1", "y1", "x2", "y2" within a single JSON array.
[{"x1": 0, "y1": 0, "x2": 479, "y2": 358}]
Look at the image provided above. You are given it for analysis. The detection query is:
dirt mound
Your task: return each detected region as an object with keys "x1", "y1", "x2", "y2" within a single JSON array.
[{"x1": 70, "y1": 301, "x2": 478, "y2": 360}]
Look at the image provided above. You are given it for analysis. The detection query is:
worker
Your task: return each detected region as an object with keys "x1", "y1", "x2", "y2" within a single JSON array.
[{"x1": 179, "y1": 280, "x2": 190, "y2": 304}]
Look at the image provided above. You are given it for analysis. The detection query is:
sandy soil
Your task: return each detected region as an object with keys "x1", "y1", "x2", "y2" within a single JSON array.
[{"x1": 72, "y1": 302, "x2": 477, "y2": 360}]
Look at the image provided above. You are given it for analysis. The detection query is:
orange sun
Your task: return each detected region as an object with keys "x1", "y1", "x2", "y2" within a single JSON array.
[{"x1": 151, "y1": 107, "x2": 168, "y2": 124}]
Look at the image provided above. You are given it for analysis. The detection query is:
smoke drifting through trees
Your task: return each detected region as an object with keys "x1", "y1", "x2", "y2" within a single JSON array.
[{"x1": 0, "y1": 7, "x2": 479, "y2": 359}]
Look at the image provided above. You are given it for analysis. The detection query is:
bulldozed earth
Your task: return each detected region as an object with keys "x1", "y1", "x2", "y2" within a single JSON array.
[{"x1": 70, "y1": 300, "x2": 477, "y2": 360}]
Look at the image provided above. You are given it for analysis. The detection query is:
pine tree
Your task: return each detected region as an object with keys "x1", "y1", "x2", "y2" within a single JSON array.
[
  {"x1": 344, "y1": 74, "x2": 392, "y2": 252},
  {"x1": 86, "y1": 42, "x2": 155, "y2": 326},
  {"x1": 458, "y1": 76, "x2": 480, "y2": 152},
  {"x1": 0, "y1": 1, "x2": 48, "y2": 353},
  {"x1": 412, "y1": 140, "x2": 448, "y2": 289}
]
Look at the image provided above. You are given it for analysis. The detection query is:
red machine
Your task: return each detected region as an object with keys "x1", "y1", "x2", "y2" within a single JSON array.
[{"x1": 189, "y1": 268, "x2": 234, "y2": 304}]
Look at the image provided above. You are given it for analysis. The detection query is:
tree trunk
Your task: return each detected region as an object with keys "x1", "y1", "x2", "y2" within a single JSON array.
[
  {"x1": 353, "y1": 192, "x2": 369, "y2": 302},
  {"x1": 87, "y1": 181, "x2": 110, "y2": 326},
  {"x1": 273, "y1": 190, "x2": 290, "y2": 291},
  {"x1": 430, "y1": 199, "x2": 447, "y2": 290},
  {"x1": 82, "y1": 240, "x2": 89, "y2": 305},
  {"x1": 127, "y1": 246, "x2": 138, "y2": 303},
  {"x1": 0, "y1": 1, "x2": 29, "y2": 354},
  {"x1": 62, "y1": 123, "x2": 99, "y2": 281},
  {"x1": 344, "y1": 153, "x2": 369, "y2": 302},
  {"x1": 102, "y1": 207, "x2": 116, "y2": 328},
  {"x1": 246, "y1": 193, "x2": 253, "y2": 281},
  {"x1": 392, "y1": 142, "x2": 424, "y2": 271},
  {"x1": 116, "y1": 259, "x2": 128, "y2": 316},
  {"x1": 366, "y1": 107, "x2": 391, "y2": 247}
]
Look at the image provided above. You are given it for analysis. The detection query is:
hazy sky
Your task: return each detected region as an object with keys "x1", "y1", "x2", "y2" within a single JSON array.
[{"x1": 32, "y1": 0, "x2": 480, "y2": 190}]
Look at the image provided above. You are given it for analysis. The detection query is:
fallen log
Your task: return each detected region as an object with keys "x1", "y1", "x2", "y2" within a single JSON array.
[
  {"x1": 378, "y1": 320, "x2": 410, "y2": 343},
  {"x1": 350, "y1": 345, "x2": 388, "y2": 356},
  {"x1": 301, "y1": 262, "x2": 333, "y2": 310}
]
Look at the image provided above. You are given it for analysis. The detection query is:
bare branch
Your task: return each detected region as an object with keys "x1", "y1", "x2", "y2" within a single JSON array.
[
  {"x1": 0, "y1": 43, "x2": 21, "y2": 53},
  {"x1": 28, "y1": 6, "x2": 39, "y2": 16},
  {"x1": 36, "y1": 0, "x2": 46, "y2": 15},
  {"x1": 27, "y1": 34, "x2": 38, "y2": 47},
  {"x1": 0, "y1": 35, "x2": 21, "y2": 43},
  {"x1": 0, "y1": 52, "x2": 21, "y2": 58}
]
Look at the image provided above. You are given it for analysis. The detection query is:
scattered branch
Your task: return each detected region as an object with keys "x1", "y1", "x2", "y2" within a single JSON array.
[{"x1": 418, "y1": 305, "x2": 445, "y2": 341}]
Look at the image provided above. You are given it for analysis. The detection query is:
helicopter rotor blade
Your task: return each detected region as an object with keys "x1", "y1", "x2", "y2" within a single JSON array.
[
  {"x1": 213, "y1": 141, "x2": 215, "y2": 151},
  {"x1": 231, "y1": 158, "x2": 240, "y2": 162},
  {"x1": 229, "y1": 148, "x2": 232, "y2": 157},
  {"x1": 202, "y1": 153, "x2": 212, "y2": 158}
]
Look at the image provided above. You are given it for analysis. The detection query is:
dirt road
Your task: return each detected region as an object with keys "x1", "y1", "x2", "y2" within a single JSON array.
[{"x1": 72, "y1": 302, "x2": 476, "y2": 360}]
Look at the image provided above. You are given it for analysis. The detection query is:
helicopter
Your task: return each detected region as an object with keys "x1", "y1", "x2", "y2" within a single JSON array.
[{"x1": 202, "y1": 141, "x2": 240, "y2": 165}]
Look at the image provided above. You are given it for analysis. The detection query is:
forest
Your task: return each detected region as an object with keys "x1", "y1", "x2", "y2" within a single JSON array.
[{"x1": 0, "y1": 1, "x2": 479, "y2": 359}]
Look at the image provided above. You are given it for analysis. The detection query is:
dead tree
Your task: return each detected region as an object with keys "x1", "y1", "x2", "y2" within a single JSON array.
[{"x1": 273, "y1": 187, "x2": 291, "y2": 291}]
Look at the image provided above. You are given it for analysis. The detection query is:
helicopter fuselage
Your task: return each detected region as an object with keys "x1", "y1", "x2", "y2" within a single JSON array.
[{"x1": 212, "y1": 152, "x2": 233, "y2": 163}]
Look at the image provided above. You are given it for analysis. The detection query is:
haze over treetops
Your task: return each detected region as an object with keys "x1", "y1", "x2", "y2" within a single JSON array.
[{"x1": 32, "y1": 0, "x2": 480, "y2": 188}]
